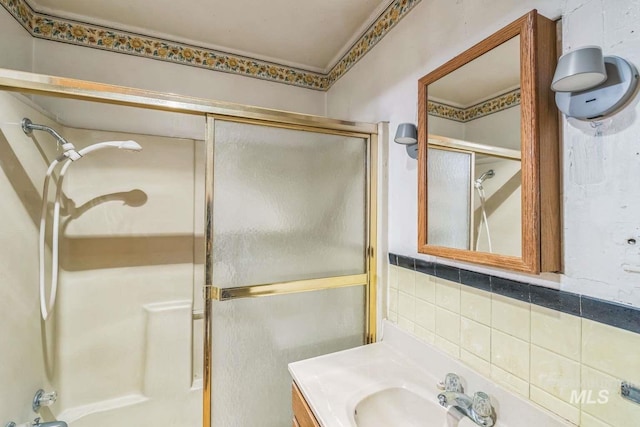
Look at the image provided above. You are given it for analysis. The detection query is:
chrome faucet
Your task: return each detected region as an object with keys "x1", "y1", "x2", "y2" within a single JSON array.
[
  {"x1": 31, "y1": 419, "x2": 67, "y2": 427},
  {"x1": 5, "y1": 420, "x2": 67, "y2": 427},
  {"x1": 4, "y1": 389, "x2": 67, "y2": 427},
  {"x1": 437, "y1": 373, "x2": 495, "y2": 427}
]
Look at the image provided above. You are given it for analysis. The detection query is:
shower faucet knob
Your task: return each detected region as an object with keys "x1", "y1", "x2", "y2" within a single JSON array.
[{"x1": 33, "y1": 390, "x2": 57, "y2": 412}]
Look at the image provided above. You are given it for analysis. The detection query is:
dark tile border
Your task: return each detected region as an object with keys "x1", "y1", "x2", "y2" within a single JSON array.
[
  {"x1": 530, "y1": 285, "x2": 581, "y2": 317},
  {"x1": 388, "y1": 252, "x2": 640, "y2": 335},
  {"x1": 435, "y1": 264, "x2": 460, "y2": 282},
  {"x1": 415, "y1": 259, "x2": 435, "y2": 276},
  {"x1": 396, "y1": 255, "x2": 415, "y2": 270},
  {"x1": 388, "y1": 253, "x2": 397, "y2": 266},
  {"x1": 491, "y1": 276, "x2": 530, "y2": 303},
  {"x1": 459, "y1": 269, "x2": 491, "y2": 292},
  {"x1": 581, "y1": 296, "x2": 640, "y2": 333}
]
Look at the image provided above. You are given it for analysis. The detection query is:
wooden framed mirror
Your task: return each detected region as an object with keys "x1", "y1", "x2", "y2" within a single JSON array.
[{"x1": 417, "y1": 10, "x2": 561, "y2": 274}]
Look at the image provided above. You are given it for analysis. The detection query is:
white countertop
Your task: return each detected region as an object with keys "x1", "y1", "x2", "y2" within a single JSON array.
[
  {"x1": 289, "y1": 321, "x2": 573, "y2": 427},
  {"x1": 290, "y1": 340, "x2": 436, "y2": 426}
]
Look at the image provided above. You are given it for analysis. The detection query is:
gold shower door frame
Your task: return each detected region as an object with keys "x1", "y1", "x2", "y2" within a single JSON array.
[
  {"x1": 0, "y1": 68, "x2": 379, "y2": 427},
  {"x1": 202, "y1": 115, "x2": 378, "y2": 427}
]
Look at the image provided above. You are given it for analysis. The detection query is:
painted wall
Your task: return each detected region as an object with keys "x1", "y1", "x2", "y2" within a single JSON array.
[
  {"x1": 0, "y1": 8, "x2": 33, "y2": 72},
  {"x1": 429, "y1": 115, "x2": 465, "y2": 140},
  {"x1": 463, "y1": 106, "x2": 521, "y2": 150},
  {"x1": 327, "y1": 0, "x2": 640, "y2": 308},
  {"x1": 430, "y1": 105, "x2": 521, "y2": 151}
]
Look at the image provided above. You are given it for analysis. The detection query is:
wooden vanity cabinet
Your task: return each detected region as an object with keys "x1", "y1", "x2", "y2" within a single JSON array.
[{"x1": 292, "y1": 382, "x2": 320, "y2": 427}]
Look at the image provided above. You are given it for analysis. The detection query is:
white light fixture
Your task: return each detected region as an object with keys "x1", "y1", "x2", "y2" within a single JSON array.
[
  {"x1": 551, "y1": 46, "x2": 607, "y2": 92},
  {"x1": 394, "y1": 123, "x2": 418, "y2": 159},
  {"x1": 552, "y1": 46, "x2": 638, "y2": 120}
]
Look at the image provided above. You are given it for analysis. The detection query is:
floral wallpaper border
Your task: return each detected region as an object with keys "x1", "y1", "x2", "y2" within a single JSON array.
[
  {"x1": 326, "y1": 0, "x2": 422, "y2": 87},
  {"x1": 0, "y1": 0, "x2": 421, "y2": 91},
  {"x1": 428, "y1": 88, "x2": 521, "y2": 122}
]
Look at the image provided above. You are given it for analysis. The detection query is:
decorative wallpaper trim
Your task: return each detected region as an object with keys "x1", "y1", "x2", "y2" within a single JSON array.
[
  {"x1": 326, "y1": 0, "x2": 422, "y2": 88},
  {"x1": 428, "y1": 88, "x2": 521, "y2": 122},
  {"x1": 388, "y1": 253, "x2": 640, "y2": 335},
  {"x1": 0, "y1": 0, "x2": 422, "y2": 91}
]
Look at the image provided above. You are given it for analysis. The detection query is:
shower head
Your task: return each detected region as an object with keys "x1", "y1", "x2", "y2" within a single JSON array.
[
  {"x1": 76, "y1": 140, "x2": 142, "y2": 157},
  {"x1": 475, "y1": 169, "x2": 495, "y2": 189},
  {"x1": 21, "y1": 119, "x2": 141, "y2": 161},
  {"x1": 476, "y1": 169, "x2": 495, "y2": 184}
]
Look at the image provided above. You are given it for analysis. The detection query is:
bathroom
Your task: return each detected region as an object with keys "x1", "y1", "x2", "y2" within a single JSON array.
[{"x1": 1, "y1": 0, "x2": 639, "y2": 426}]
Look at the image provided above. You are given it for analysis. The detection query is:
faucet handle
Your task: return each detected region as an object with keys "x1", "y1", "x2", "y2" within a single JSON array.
[
  {"x1": 444, "y1": 373, "x2": 463, "y2": 393},
  {"x1": 33, "y1": 390, "x2": 57, "y2": 412},
  {"x1": 472, "y1": 391, "x2": 493, "y2": 418}
]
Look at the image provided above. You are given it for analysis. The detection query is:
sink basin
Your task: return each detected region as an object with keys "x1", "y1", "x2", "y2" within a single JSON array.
[
  {"x1": 290, "y1": 324, "x2": 572, "y2": 427},
  {"x1": 353, "y1": 387, "x2": 465, "y2": 427}
]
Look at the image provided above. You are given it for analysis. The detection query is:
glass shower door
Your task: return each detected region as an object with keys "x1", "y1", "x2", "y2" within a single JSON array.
[{"x1": 204, "y1": 118, "x2": 371, "y2": 426}]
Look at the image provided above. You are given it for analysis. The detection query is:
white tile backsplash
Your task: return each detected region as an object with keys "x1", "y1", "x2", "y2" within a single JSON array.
[{"x1": 386, "y1": 265, "x2": 640, "y2": 426}]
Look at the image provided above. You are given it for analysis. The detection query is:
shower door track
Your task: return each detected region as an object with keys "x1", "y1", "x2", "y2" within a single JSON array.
[{"x1": 0, "y1": 67, "x2": 380, "y2": 427}]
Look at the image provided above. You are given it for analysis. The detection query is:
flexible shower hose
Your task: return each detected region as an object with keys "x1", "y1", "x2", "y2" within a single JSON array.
[
  {"x1": 39, "y1": 156, "x2": 73, "y2": 321},
  {"x1": 475, "y1": 185, "x2": 493, "y2": 253},
  {"x1": 37, "y1": 140, "x2": 141, "y2": 320}
]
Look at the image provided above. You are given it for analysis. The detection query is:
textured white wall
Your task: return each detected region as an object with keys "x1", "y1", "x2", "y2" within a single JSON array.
[
  {"x1": 327, "y1": 0, "x2": 640, "y2": 307},
  {"x1": 559, "y1": 0, "x2": 640, "y2": 307}
]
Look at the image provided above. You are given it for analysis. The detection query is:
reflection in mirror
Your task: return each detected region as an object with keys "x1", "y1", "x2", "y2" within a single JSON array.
[
  {"x1": 473, "y1": 153, "x2": 521, "y2": 257},
  {"x1": 427, "y1": 147, "x2": 472, "y2": 250},
  {"x1": 426, "y1": 35, "x2": 522, "y2": 257}
]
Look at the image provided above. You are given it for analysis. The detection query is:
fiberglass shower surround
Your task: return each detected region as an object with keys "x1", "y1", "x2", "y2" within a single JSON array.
[{"x1": 22, "y1": 118, "x2": 142, "y2": 320}]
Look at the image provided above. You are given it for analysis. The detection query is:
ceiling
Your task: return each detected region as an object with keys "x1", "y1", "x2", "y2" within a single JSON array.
[
  {"x1": 28, "y1": 0, "x2": 391, "y2": 72},
  {"x1": 428, "y1": 36, "x2": 521, "y2": 107}
]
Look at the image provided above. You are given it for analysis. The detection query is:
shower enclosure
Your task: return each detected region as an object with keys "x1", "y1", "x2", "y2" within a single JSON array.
[{"x1": 0, "y1": 69, "x2": 379, "y2": 427}]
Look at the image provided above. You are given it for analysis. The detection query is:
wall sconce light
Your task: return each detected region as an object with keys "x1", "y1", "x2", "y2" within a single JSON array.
[
  {"x1": 394, "y1": 123, "x2": 418, "y2": 159},
  {"x1": 551, "y1": 46, "x2": 638, "y2": 120}
]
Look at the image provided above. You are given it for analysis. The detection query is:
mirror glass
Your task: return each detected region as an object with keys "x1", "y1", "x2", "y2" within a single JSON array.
[{"x1": 426, "y1": 35, "x2": 522, "y2": 257}]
